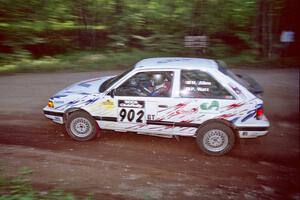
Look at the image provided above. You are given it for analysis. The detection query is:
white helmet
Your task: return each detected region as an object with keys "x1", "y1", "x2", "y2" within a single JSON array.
[{"x1": 153, "y1": 73, "x2": 164, "y2": 85}]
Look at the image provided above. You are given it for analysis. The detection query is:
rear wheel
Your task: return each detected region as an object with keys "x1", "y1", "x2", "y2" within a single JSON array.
[
  {"x1": 65, "y1": 111, "x2": 98, "y2": 141},
  {"x1": 196, "y1": 122, "x2": 235, "y2": 156}
]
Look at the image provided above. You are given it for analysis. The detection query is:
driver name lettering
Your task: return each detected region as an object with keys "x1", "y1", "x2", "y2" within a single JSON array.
[
  {"x1": 185, "y1": 87, "x2": 209, "y2": 92},
  {"x1": 185, "y1": 80, "x2": 211, "y2": 86}
]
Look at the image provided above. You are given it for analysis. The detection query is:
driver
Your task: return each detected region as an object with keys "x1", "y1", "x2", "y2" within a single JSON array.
[{"x1": 150, "y1": 73, "x2": 171, "y2": 97}]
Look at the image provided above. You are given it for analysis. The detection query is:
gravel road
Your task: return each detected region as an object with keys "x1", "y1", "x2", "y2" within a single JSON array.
[{"x1": 0, "y1": 68, "x2": 299, "y2": 199}]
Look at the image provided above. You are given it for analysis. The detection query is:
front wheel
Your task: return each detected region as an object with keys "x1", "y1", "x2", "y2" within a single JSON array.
[
  {"x1": 196, "y1": 122, "x2": 235, "y2": 156},
  {"x1": 65, "y1": 111, "x2": 99, "y2": 141}
]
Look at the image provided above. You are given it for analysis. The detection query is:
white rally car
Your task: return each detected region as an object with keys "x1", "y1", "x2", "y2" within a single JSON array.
[{"x1": 43, "y1": 57, "x2": 270, "y2": 156}]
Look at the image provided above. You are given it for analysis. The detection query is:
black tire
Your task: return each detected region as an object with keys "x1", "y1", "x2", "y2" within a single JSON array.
[
  {"x1": 65, "y1": 111, "x2": 99, "y2": 141},
  {"x1": 196, "y1": 122, "x2": 235, "y2": 156}
]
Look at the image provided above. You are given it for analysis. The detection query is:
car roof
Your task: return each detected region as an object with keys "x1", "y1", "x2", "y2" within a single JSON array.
[{"x1": 134, "y1": 57, "x2": 219, "y2": 70}]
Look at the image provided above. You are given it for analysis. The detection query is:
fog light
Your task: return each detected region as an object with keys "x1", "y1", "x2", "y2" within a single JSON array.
[{"x1": 47, "y1": 100, "x2": 54, "y2": 108}]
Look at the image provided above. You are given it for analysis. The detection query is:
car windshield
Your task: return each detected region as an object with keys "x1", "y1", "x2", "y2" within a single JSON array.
[{"x1": 99, "y1": 68, "x2": 133, "y2": 93}]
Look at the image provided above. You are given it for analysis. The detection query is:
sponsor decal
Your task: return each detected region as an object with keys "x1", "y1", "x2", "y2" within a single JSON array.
[
  {"x1": 200, "y1": 100, "x2": 219, "y2": 111},
  {"x1": 118, "y1": 100, "x2": 145, "y2": 108},
  {"x1": 101, "y1": 99, "x2": 114, "y2": 109}
]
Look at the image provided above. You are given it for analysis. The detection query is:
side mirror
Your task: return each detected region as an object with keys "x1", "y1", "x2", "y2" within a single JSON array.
[{"x1": 110, "y1": 89, "x2": 116, "y2": 98}]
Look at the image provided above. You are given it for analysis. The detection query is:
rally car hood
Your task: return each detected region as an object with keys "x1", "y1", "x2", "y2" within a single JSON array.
[
  {"x1": 49, "y1": 76, "x2": 114, "y2": 110},
  {"x1": 54, "y1": 76, "x2": 113, "y2": 96}
]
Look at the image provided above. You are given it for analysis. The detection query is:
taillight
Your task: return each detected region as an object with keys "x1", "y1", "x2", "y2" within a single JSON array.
[{"x1": 256, "y1": 107, "x2": 264, "y2": 120}]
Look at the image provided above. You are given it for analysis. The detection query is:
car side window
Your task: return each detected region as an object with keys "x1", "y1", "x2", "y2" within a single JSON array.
[
  {"x1": 115, "y1": 71, "x2": 174, "y2": 97},
  {"x1": 180, "y1": 70, "x2": 234, "y2": 99}
]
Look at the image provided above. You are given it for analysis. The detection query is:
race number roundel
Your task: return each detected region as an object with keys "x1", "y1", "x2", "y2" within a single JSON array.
[{"x1": 118, "y1": 100, "x2": 145, "y2": 123}]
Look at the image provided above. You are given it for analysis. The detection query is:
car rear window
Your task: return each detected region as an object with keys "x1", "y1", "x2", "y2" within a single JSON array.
[
  {"x1": 180, "y1": 70, "x2": 234, "y2": 99},
  {"x1": 217, "y1": 61, "x2": 250, "y2": 89}
]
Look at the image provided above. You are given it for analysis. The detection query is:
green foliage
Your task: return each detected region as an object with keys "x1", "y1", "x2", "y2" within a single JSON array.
[
  {"x1": 0, "y1": 0, "x2": 257, "y2": 49},
  {"x1": 0, "y1": 0, "x2": 288, "y2": 68},
  {"x1": 0, "y1": 167, "x2": 91, "y2": 200},
  {"x1": 18, "y1": 167, "x2": 34, "y2": 176},
  {"x1": 0, "y1": 49, "x2": 171, "y2": 74},
  {"x1": 209, "y1": 41, "x2": 234, "y2": 58}
]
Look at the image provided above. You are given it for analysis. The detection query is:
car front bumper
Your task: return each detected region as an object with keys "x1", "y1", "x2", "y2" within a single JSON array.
[{"x1": 43, "y1": 107, "x2": 64, "y2": 124}]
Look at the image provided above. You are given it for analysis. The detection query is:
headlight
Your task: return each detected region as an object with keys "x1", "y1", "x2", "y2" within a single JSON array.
[{"x1": 47, "y1": 100, "x2": 54, "y2": 108}]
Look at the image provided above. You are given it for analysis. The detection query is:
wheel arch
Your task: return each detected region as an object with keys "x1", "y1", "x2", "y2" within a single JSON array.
[
  {"x1": 63, "y1": 107, "x2": 92, "y2": 123},
  {"x1": 197, "y1": 118, "x2": 238, "y2": 136},
  {"x1": 196, "y1": 118, "x2": 237, "y2": 156},
  {"x1": 64, "y1": 108, "x2": 100, "y2": 141}
]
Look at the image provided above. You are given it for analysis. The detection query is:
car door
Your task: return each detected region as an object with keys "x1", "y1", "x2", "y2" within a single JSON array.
[
  {"x1": 110, "y1": 70, "x2": 178, "y2": 135},
  {"x1": 165, "y1": 69, "x2": 238, "y2": 136}
]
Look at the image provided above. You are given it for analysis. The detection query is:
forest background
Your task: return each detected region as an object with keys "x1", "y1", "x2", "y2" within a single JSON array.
[{"x1": 0, "y1": 0, "x2": 298, "y2": 73}]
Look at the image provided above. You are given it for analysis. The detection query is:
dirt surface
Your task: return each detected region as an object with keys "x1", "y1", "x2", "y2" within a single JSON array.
[{"x1": 0, "y1": 68, "x2": 299, "y2": 199}]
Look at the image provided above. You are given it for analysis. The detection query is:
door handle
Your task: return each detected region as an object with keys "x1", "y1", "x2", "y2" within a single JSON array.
[{"x1": 158, "y1": 105, "x2": 168, "y2": 108}]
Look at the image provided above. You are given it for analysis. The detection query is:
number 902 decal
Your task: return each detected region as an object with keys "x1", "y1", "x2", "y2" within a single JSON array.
[
  {"x1": 119, "y1": 109, "x2": 144, "y2": 123},
  {"x1": 118, "y1": 100, "x2": 145, "y2": 123}
]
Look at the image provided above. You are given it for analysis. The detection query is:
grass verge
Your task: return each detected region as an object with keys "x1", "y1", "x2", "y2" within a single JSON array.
[
  {"x1": 0, "y1": 49, "x2": 298, "y2": 74},
  {"x1": 0, "y1": 50, "x2": 171, "y2": 74},
  {"x1": 0, "y1": 167, "x2": 92, "y2": 200}
]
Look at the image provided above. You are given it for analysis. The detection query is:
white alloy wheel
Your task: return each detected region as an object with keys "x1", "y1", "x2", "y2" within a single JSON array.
[
  {"x1": 66, "y1": 111, "x2": 99, "y2": 141},
  {"x1": 70, "y1": 117, "x2": 92, "y2": 138},
  {"x1": 202, "y1": 129, "x2": 229, "y2": 152},
  {"x1": 196, "y1": 122, "x2": 235, "y2": 156}
]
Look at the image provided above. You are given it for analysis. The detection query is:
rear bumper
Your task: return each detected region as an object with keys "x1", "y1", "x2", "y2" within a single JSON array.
[
  {"x1": 236, "y1": 126, "x2": 269, "y2": 138},
  {"x1": 235, "y1": 114, "x2": 270, "y2": 138}
]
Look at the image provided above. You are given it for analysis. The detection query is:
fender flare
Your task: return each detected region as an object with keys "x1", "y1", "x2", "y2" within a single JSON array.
[
  {"x1": 63, "y1": 108, "x2": 90, "y2": 123},
  {"x1": 196, "y1": 119, "x2": 238, "y2": 135}
]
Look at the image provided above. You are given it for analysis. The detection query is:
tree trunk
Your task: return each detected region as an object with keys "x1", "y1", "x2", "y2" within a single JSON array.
[
  {"x1": 268, "y1": 1, "x2": 273, "y2": 59},
  {"x1": 255, "y1": 0, "x2": 271, "y2": 58}
]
